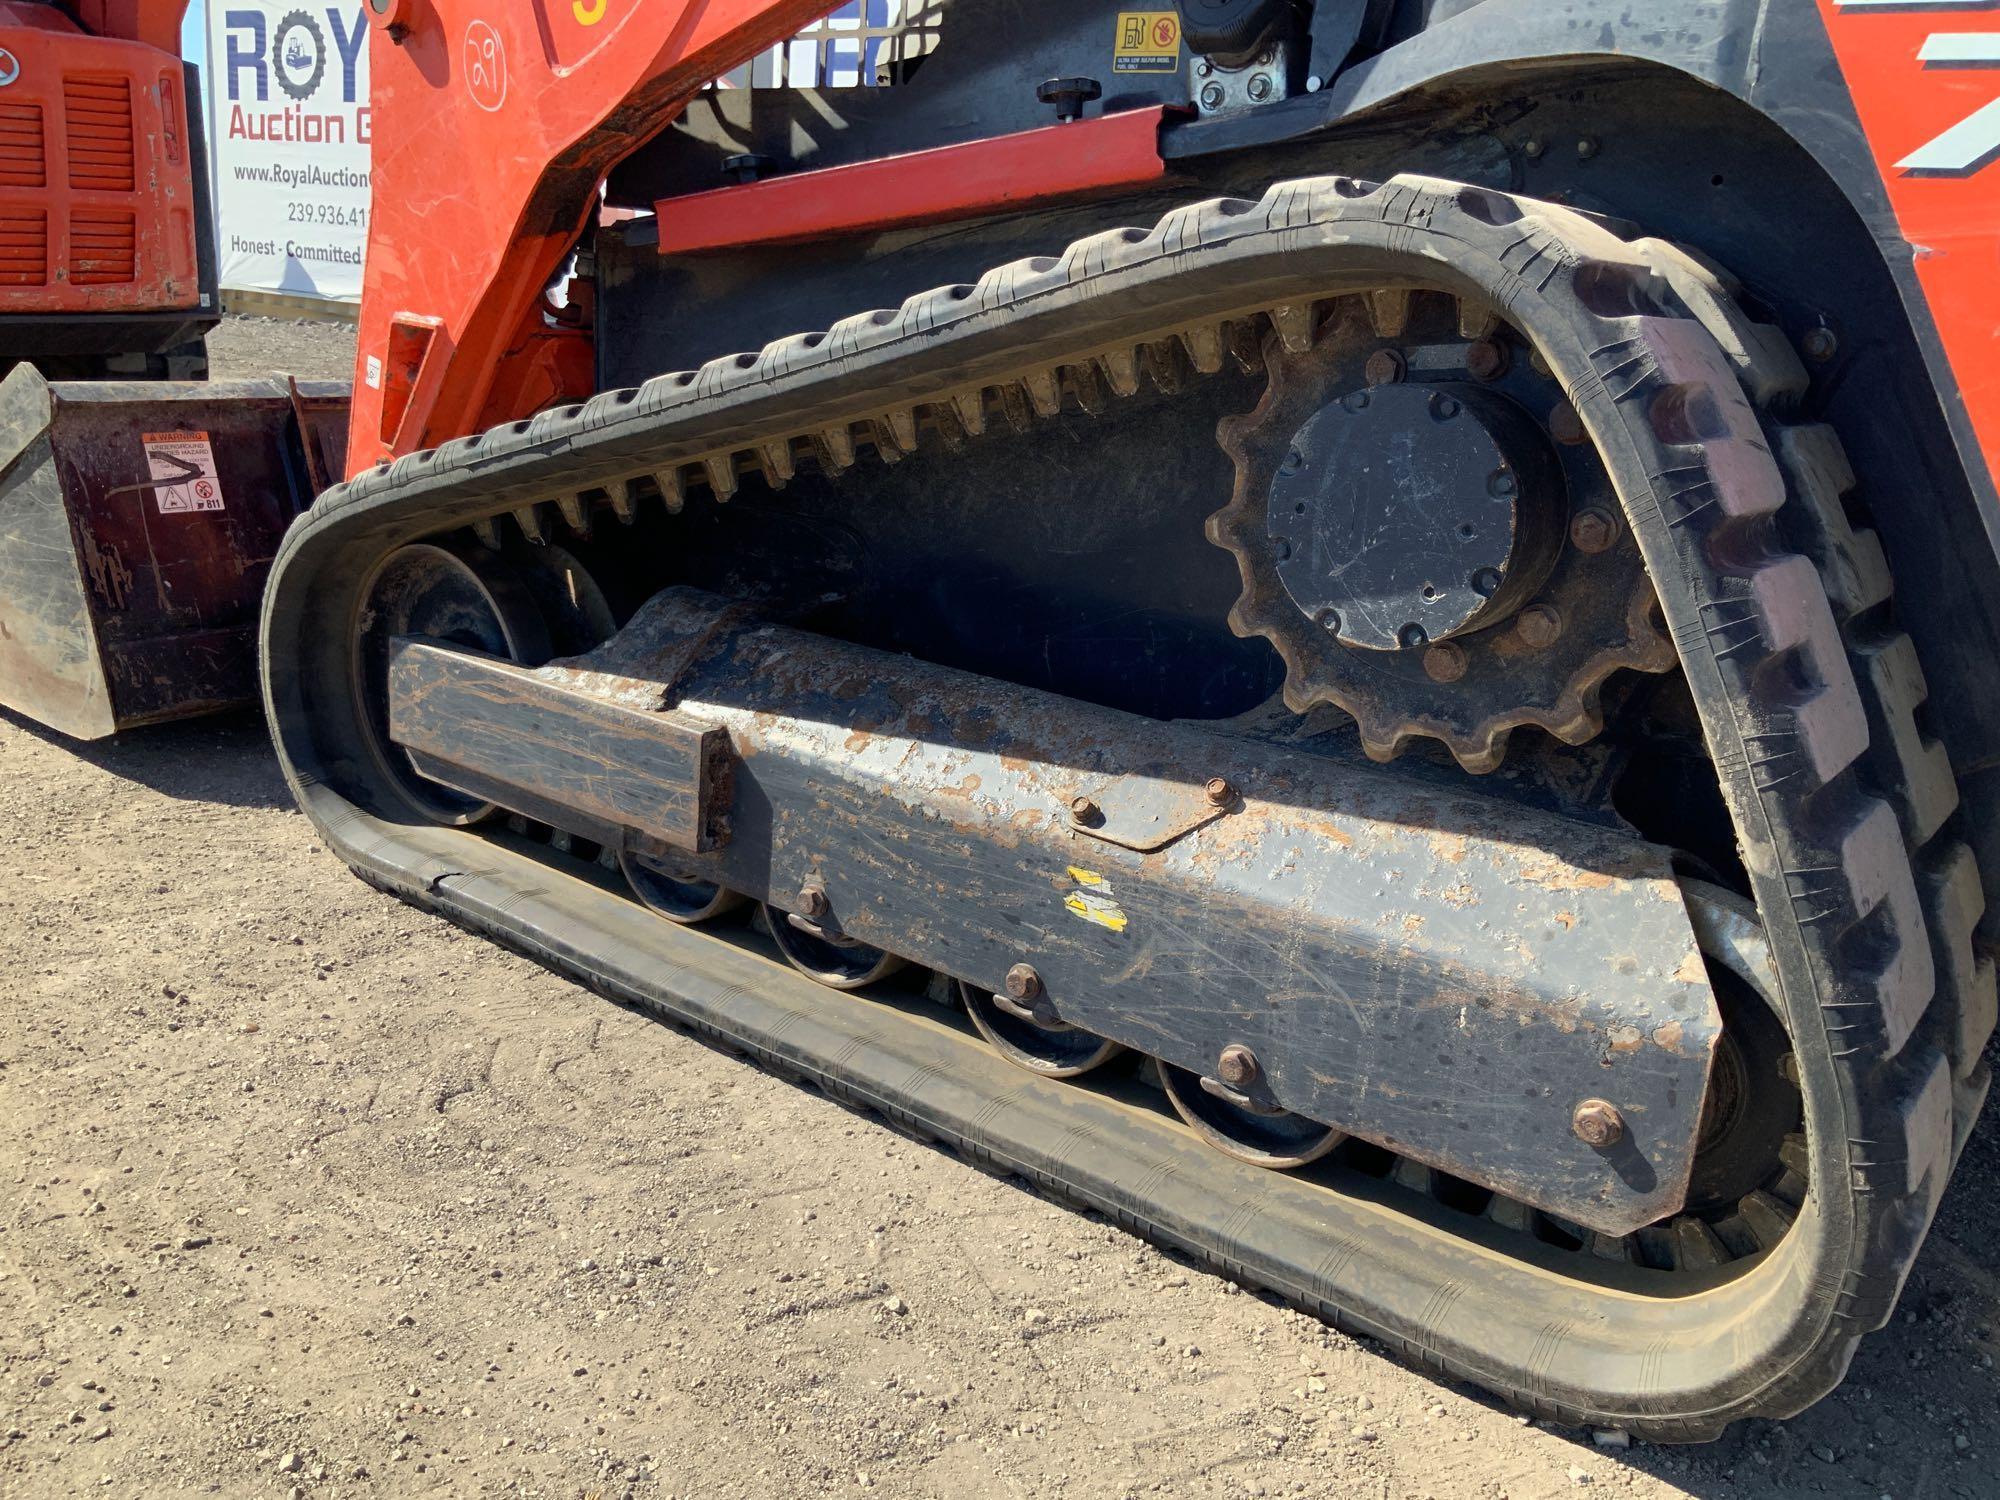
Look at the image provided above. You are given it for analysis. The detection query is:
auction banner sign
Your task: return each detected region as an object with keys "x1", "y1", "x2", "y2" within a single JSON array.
[{"x1": 206, "y1": 4, "x2": 372, "y2": 302}]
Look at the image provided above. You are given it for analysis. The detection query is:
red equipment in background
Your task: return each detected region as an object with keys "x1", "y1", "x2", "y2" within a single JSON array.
[{"x1": 0, "y1": 1, "x2": 201, "y2": 319}]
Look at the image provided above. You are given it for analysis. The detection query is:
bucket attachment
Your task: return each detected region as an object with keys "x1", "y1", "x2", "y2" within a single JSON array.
[{"x1": 0, "y1": 366, "x2": 349, "y2": 738}]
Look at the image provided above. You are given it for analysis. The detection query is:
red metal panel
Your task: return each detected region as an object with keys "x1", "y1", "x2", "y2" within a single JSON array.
[
  {"x1": 1816, "y1": 2, "x2": 2000, "y2": 508},
  {"x1": 650, "y1": 107, "x2": 1176, "y2": 256},
  {"x1": 0, "y1": 20, "x2": 198, "y2": 315}
]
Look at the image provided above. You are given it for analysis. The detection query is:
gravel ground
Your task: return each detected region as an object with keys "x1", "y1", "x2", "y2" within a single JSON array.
[
  {"x1": 1, "y1": 316, "x2": 1997, "y2": 1500},
  {"x1": 205, "y1": 314, "x2": 358, "y2": 383}
]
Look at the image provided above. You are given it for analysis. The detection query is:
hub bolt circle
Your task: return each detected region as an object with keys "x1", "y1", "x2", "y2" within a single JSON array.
[
  {"x1": 1363, "y1": 349, "x2": 1406, "y2": 386},
  {"x1": 1204, "y1": 776, "x2": 1236, "y2": 807},
  {"x1": 1515, "y1": 604, "x2": 1563, "y2": 649},
  {"x1": 1423, "y1": 642, "x2": 1469, "y2": 683},
  {"x1": 1549, "y1": 401, "x2": 1587, "y2": 446},
  {"x1": 1569, "y1": 507, "x2": 1619, "y2": 554},
  {"x1": 1572, "y1": 1098, "x2": 1624, "y2": 1147},
  {"x1": 1465, "y1": 339, "x2": 1507, "y2": 382},
  {"x1": 1217, "y1": 1044, "x2": 1260, "y2": 1089},
  {"x1": 1005, "y1": 963, "x2": 1042, "y2": 1001}
]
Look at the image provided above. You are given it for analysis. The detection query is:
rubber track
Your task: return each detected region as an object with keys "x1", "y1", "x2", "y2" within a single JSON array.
[{"x1": 265, "y1": 173, "x2": 1989, "y2": 1437}]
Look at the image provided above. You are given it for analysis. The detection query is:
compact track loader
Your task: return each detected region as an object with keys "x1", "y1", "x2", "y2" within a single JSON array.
[{"x1": 262, "y1": 0, "x2": 2000, "y2": 1437}]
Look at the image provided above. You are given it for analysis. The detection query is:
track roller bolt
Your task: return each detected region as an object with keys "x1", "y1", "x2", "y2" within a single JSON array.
[
  {"x1": 1363, "y1": 349, "x2": 1406, "y2": 386},
  {"x1": 797, "y1": 883, "x2": 830, "y2": 919},
  {"x1": 1217, "y1": 1044, "x2": 1260, "y2": 1089},
  {"x1": 1465, "y1": 339, "x2": 1507, "y2": 382},
  {"x1": 1549, "y1": 401, "x2": 1587, "y2": 446},
  {"x1": 1802, "y1": 326, "x2": 1838, "y2": 364},
  {"x1": 1571, "y1": 1098, "x2": 1624, "y2": 1147},
  {"x1": 1204, "y1": 776, "x2": 1236, "y2": 807},
  {"x1": 1070, "y1": 795, "x2": 1103, "y2": 826},
  {"x1": 1514, "y1": 604, "x2": 1563, "y2": 650},
  {"x1": 1568, "y1": 508, "x2": 1619, "y2": 554},
  {"x1": 1576, "y1": 137, "x2": 1599, "y2": 160},
  {"x1": 1423, "y1": 642, "x2": 1468, "y2": 683},
  {"x1": 1004, "y1": 963, "x2": 1043, "y2": 1001}
]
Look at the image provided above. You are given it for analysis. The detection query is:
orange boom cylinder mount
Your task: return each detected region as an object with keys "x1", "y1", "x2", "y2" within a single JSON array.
[{"x1": 347, "y1": 0, "x2": 836, "y2": 470}]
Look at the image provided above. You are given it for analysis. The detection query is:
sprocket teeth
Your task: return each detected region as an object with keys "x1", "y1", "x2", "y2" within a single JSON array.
[
  {"x1": 878, "y1": 407, "x2": 920, "y2": 456},
  {"x1": 1207, "y1": 286, "x2": 1680, "y2": 772},
  {"x1": 1099, "y1": 347, "x2": 1141, "y2": 398},
  {"x1": 950, "y1": 390, "x2": 987, "y2": 439},
  {"x1": 1023, "y1": 367, "x2": 1062, "y2": 418},
  {"x1": 1269, "y1": 302, "x2": 1318, "y2": 355},
  {"x1": 1366, "y1": 289, "x2": 1411, "y2": 338},
  {"x1": 1181, "y1": 323, "x2": 1226, "y2": 376}
]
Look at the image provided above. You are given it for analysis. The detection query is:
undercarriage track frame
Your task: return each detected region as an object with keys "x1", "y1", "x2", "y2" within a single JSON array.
[{"x1": 263, "y1": 174, "x2": 1994, "y2": 1437}]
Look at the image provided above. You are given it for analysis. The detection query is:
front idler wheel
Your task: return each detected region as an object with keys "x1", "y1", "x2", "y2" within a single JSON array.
[
  {"x1": 953, "y1": 974, "x2": 1122, "y2": 1078},
  {"x1": 351, "y1": 539, "x2": 551, "y2": 826}
]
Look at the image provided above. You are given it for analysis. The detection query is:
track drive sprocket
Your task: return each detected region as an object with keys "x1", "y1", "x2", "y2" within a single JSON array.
[{"x1": 1207, "y1": 292, "x2": 1676, "y2": 771}]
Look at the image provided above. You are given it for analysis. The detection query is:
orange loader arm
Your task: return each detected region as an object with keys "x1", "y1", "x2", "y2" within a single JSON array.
[{"x1": 348, "y1": 0, "x2": 835, "y2": 474}]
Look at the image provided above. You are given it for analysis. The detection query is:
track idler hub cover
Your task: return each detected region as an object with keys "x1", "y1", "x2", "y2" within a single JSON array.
[{"x1": 1266, "y1": 382, "x2": 1563, "y2": 651}]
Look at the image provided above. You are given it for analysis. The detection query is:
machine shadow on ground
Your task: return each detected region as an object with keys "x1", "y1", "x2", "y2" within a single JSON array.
[{"x1": 0, "y1": 703, "x2": 291, "y2": 809}]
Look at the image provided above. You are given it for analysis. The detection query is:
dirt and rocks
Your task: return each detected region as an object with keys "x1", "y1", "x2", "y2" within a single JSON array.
[{"x1": 3, "y1": 317, "x2": 1999, "y2": 1499}]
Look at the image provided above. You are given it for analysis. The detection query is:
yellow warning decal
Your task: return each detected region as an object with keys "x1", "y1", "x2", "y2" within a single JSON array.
[
  {"x1": 1114, "y1": 11, "x2": 1181, "y2": 73},
  {"x1": 1064, "y1": 866, "x2": 1129, "y2": 933}
]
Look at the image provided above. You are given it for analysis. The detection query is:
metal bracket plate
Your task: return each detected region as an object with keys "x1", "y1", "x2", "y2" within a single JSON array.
[{"x1": 1068, "y1": 772, "x2": 1230, "y2": 851}]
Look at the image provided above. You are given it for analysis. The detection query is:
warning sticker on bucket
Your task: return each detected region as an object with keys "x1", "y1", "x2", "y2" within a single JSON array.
[{"x1": 141, "y1": 431, "x2": 225, "y2": 514}]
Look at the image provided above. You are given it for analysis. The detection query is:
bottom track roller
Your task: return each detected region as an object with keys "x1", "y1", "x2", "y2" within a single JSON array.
[
  {"x1": 1160, "y1": 1061, "x2": 1343, "y2": 1169},
  {"x1": 763, "y1": 901, "x2": 904, "y2": 989},
  {"x1": 953, "y1": 976, "x2": 1122, "y2": 1078},
  {"x1": 622, "y1": 846, "x2": 746, "y2": 925}
]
